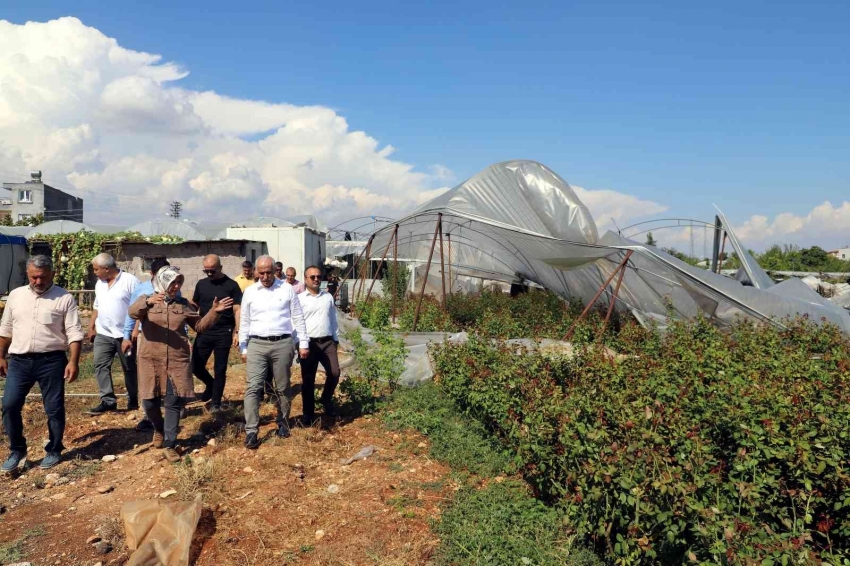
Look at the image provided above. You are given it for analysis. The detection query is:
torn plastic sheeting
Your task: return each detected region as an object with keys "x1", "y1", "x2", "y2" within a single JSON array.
[
  {"x1": 121, "y1": 496, "x2": 202, "y2": 566},
  {"x1": 339, "y1": 314, "x2": 610, "y2": 385}
]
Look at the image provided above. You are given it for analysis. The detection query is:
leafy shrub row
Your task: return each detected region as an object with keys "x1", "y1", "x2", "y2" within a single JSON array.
[
  {"x1": 339, "y1": 328, "x2": 406, "y2": 414},
  {"x1": 431, "y1": 316, "x2": 850, "y2": 565},
  {"x1": 353, "y1": 290, "x2": 628, "y2": 346}
]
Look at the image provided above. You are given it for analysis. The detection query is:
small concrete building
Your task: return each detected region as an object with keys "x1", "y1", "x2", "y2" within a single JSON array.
[
  {"x1": 2, "y1": 171, "x2": 84, "y2": 223},
  {"x1": 107, "y1": 239, "x2": 266, "y2": 298},
  {"x1": 28, "y1": 238, "x2": 266, "y2": 298}
]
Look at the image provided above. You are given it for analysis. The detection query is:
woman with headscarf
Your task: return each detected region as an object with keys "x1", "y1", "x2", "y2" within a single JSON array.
[{"x1": 129, "y1": 266, "x2": 233, "y2": 462}]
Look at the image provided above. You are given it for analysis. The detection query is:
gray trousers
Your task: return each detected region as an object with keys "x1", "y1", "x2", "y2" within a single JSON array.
[
  {"x1": 142, "y1": 378, "x2": 183, "y2": 448},
  {"x1": 244, "y1": 337, "x2": 294, "y2": 434},
  {"x1": 94, "y1": 334, "x2": 138, "y2": 407}
]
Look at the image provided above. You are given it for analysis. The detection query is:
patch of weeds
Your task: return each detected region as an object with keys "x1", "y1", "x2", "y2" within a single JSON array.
[
  {"x1": 32, "y1": 476, "x2": 46, "y2": 489},
  {"x1": 67, "y1": 455, "x2": 101, "y2": 479},
  {"x1": 387, "y1": 493, "x2": 422, "y2": 519},
  {"x1": 420, "y1": 479, "x2": 446, "y2": 491},
  {"x1": 382, "y1": 382, "x2": 511, "y2": 476},
  {"x1": 388, "y1": 462, "x2": 404, "y2": 473},
  {"x1": 24, "y1": 525, "x2": 46, "y2": 538},
  {"x1": 214, "y1": 422, "x2": 243, "y2": 447},
  {"x1": 434, "y1": 479, "x2": 602, "y2": 566},
  {"x1": 0, "y1": 537, "x2": 25, "y2": 563},
  {"x1": 0, "y1": 524, "x2": 46, "y2": 563},
  {"x1": 300, "y1": 544, "x2": 315, "y2": 553}
]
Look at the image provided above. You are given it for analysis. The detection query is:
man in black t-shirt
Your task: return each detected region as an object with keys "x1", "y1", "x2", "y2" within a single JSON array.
[{"x1": 192, "y1": 254, "x2": 243, "y2": 411}]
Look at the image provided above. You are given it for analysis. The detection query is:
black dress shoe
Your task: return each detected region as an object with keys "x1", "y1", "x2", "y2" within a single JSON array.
[
  {"x1": 86, "y1": 402, "x2": 117, "y2": 415},
  {"x1": 276, "y1": 424, "x2": 291, "y2": 438},
  {"x1": 244, "y1": 432, "x2": 260, "y2": 449},
  {"x1": 127, "y1": 401, "x2": 140, "y2": 411},
  {"x1": 320, "y1": 398, "x2": 338, "y2": 417}
]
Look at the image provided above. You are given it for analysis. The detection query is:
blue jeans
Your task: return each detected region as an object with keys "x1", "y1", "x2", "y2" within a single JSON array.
[{"x1": 2, "y1": 351, "x2": 67, "y2": 454}]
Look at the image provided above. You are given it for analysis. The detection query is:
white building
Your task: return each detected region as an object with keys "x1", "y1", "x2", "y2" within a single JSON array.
[{"x1": 829, "y1": 247, "x2": 850, "y2": 261}]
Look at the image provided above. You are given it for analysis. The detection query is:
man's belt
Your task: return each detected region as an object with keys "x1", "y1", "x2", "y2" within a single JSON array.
[
  {"x1": 310, "y1": 336, "x2": 335, "y2": 344},
  {"x1": 249, "y1": 334, "x2": 291, "y2": 342},
  {"x1": 10, "y1": 350, "x2": 66, "y2": 359}
]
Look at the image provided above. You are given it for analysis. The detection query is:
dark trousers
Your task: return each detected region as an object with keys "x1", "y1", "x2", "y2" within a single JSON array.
[
  {"x1": 142, "y1": 379, "x2": 183, "y2": 448},
  {"x1": 300, "y1": 339, "x2": 340, "y2": 418},
  {"x1": 93, "y1": 334, "x2": 138, "y2": 407},
  {"x1": 192, "y1": 332, "x2": 232, "y2": 405},
  {"x1": 2, "y1": 351, "x2": 67, "y2": 454}
]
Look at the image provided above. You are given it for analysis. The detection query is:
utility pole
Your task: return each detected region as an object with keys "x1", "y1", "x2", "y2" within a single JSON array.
[{"x1": 168, "y1": 201, "x2": 182, "y2": 219}]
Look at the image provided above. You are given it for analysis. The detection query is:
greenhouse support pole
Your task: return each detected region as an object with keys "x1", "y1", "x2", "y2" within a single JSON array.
[
  {"x1": 412, "y1": 214, "x2": 442, "y2": 332},
  {"x1": 337, "y1": 234, "x2": 373, "y2": 300},
  {"x1": 438, "y1": 216, "x2": 447, "y2": 308},
  {"x1": 447, "y1": 233, "x2": 452, "y2": 295},
  {"x1": 597, "y1": 256, "x2": 630, "y2": 343},
  {"x1": 562, "y1": 250, "x2": 633, "y2": 341},
  {"x1": 717, "y1": 233, "x2": 727, "y2": 274},
  {"x1": 392, "y1": 224, "x2": 399, "y2": 324},
  {"x1": 366, "y1": 224, "x2": 398, "y2": 303},
  {"x1": 710, "y1": 215, "x2": 722, "y2": 273},
  {"x1": 355, "y1": 238, "x2": 373, "y2": 302}
]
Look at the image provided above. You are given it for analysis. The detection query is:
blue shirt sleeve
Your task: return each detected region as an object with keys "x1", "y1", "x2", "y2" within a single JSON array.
[{"x1": 124, "y1": 284, "x2": 146, "y2": 340}]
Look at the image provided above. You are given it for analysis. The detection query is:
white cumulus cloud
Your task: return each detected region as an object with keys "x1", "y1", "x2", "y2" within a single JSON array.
[
  {"x1": 0, "y1": 16, "x2": 450, "y2": 226},
  {"x1": 733, "y1": 201, "x2": 850, "y2": 251},
  {"x1": 0, "y1": 16, "x2": 669, "y2": 235}
]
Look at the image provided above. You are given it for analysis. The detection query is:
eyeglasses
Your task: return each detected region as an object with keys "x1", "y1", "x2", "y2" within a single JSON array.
[
  {"x1": 307, "y1": 275, "x2": 321, "y2": 280},
  {"x1": 202, "y1": 269, "x2": 217, "y2": 275}
]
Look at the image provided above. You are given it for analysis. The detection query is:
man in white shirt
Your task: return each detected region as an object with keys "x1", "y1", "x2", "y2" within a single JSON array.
[
  {"x1": 86, "y1": 253, "x2": 140, "y2": 415},
  {"x1": 297, "y1": 265, "x2": 341, "y2": 425},
  {"x1": 239, "y1": 256, "x2": 308, "y2": 448}
]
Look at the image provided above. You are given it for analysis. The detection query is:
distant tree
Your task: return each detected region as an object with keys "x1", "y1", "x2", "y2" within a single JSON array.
[
  {"x1": 14, "y1": 213, "x2": 44, "y2": 227},
  {"x1": 663, "y1": 247, "x2": 700, "y2": 267},
  {"x1": 645, "y1": 232, "x2": 657, "y2": 246},
  {"x1": 799, "y1": 246, "x2": 830, "y2": 270}
]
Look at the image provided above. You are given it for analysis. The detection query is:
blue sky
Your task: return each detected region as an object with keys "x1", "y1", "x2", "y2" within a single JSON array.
[{"x1": 3, "y1": 0, "x2": 849, "y2": 247}]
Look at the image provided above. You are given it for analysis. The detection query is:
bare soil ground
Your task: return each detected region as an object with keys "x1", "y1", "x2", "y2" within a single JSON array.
[{"x1": 0, "y1": 346, "x2": 454, "y2": 565}]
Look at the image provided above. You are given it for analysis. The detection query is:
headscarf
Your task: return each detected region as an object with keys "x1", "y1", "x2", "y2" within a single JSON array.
[{"x1": 153, "y1": 265, "x2": 183, "y2": 301}]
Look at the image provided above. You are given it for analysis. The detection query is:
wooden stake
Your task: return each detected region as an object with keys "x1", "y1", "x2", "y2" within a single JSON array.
[
  {"x1": 438, "y1": 215, "x2": 447, "y2": 308},
  {"x1": 392, "y1": 224, "x2": 399, "y2": 324},
  {"x1": 562, "y1": 250, "x2": 634, "y2": 341},
  {"x1": 597, "y1": 255, "x2": 630, "y2": 343},
  {"x1": 366, "y1": 225, "x2": 398, "y2": 303},
  {"x1": 412, "y1": 214, "x2": 441, "y2": 332},
  {"x1": 355, "y1": 238, "x2": 372, "y2": 303},
  {"x1": 336, "y1": 234, "x2": 373, "y2": 301}
]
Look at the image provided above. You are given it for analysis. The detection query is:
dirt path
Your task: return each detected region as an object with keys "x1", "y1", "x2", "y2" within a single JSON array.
[{"x1": 0, "y1": 361, "x2": 452, "y2": 565}]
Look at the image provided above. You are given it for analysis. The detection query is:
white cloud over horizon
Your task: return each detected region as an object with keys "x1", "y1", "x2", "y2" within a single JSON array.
[{"x1": 0, "y1": 16, "x2": 676, "y2": 234}]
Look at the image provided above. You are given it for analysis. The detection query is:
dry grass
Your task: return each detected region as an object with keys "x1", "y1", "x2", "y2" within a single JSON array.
[
  {"x1": 93, "y1": 513, "x2": 125, "y2": 548},
  {"x1": 175, "y1": 455, "x2": 225, "y2": 501}
]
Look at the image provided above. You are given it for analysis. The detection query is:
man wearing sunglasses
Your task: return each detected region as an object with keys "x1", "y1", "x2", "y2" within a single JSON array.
[
  {"x1": 297, "y1": 266, "x2": 340, "y2": 425},
  {"x1": 191, "y1": 255, "x2": 243, "y2": 411}
]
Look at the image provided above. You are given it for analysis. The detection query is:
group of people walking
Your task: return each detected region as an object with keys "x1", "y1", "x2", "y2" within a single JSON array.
[{"x1": 0, "y1": 253, "x2": 341, "y2": 472}]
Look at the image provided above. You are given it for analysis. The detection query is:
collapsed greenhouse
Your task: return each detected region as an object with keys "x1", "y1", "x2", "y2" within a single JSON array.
[{"x1": 356, "y1": 160, "x2": 850, "y2": 335}]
